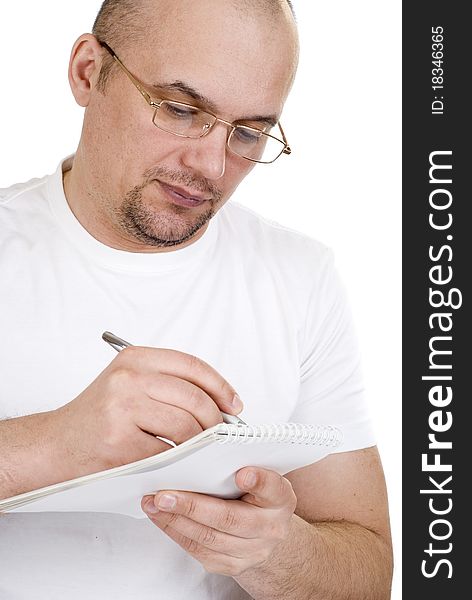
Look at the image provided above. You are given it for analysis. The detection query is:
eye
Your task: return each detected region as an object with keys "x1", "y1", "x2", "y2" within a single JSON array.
[
  {"x1": 233, "y1": 126, "x2": 263, "y2": 145},
  {"x1": 161, "y1": 102, "x2": 197, "y2": 119}
]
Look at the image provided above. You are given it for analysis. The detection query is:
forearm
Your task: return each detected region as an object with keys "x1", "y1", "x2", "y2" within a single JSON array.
[
  {"x1": 234, "y1": 514, "x2": 393, "y2": 600},
  {"x1": 0, "y1": 412, "x2": 65, "y2": 499}
]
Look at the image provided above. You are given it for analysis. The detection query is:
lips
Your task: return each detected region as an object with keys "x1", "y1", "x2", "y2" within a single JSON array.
[{"x1": 156, "y1": 180, "x2": 209, "y2": 208}]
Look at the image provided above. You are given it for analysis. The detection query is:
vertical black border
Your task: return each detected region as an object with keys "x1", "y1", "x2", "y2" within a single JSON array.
[{"x1": 403, "y1": 2, "x2": 470, "y2": 595}]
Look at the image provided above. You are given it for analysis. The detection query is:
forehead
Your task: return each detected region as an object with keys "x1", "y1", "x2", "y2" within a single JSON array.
[{"x1": 125, "y1": 0, "x2": 297, "y2": 119}]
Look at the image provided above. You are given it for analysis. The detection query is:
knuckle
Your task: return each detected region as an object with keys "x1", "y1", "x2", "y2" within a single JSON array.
[
  {"x1": 185, "y1": 384, "x2": 206, "y2": 412},
  {"x1": 275, "y1": 474, "x2": 297, "y2": 511},
  {"x1": 183, "y1": 537, "x2": 200, "y2": 555},
  {"x1": 106, "y1": 365, "x2": 137, "y2": 394},
  {"x1": 217, "y1": 377, "x2": 235, "y2": 402},
  {"x1": 118, "y1": 345, "x2": 139, "y2": 358},
  {"x1": 114, "y1": 345, "x2": 141, "y2": 366},
  {"x1": 186, "y1": 497, "x2": 199, "y2": 519},
  {"x1": 179, "y1": 351, "x2": 235, "y2": 406},
  {"x1": 255, "y1": 469, "x2": 267, "y2": 489},
  {"x1": 225, "y1": 379, "x2": 236, "y2": 397},
  {"x1": 185, "y1": 352, "x2": 207, "y2": 376},
  {"x1": 219, "y1": 509, "x2": 240, "y2": 531},
  {"x1": 162, "y1": 512, "x2": 180, "y2": 530},
  {"x1": 183, "y1": 385, "x2": 221, "y2": 427},
  {"x1": 198, "y1": 526, "x2": 217, "y2": 547}
]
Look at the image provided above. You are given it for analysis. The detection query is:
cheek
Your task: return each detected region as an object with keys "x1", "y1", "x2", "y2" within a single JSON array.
[
  {"x1": 84, "y1": 98, "x2": 146, "y2": 178},
  {"x1": 116, "y1": 119, "x2": 185, "y2": 181},
  {"x1": 96, "y1": 91, "x2": 172, "y2": 166},
  {"x1": 230, "y1": 154, "x2": 257, "y2": 180}
]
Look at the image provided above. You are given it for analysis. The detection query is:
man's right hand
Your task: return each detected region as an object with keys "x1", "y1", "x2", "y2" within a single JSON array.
[
  {"x1": 0, "y1": 346, "x2": 242, "y2": 498},
  {"x1": 53, "y1": 346, "x2": 242, "y2": 479}
]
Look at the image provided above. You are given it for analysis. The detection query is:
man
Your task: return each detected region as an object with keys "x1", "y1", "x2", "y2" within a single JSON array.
[{"x1": 0, "y1": 0, "x2": 393, "y2": 598}]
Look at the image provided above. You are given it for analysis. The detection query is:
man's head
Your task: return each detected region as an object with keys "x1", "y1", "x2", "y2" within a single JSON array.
[{"x1": 66, "y1": 0, "x2": 298, "y2": 251}]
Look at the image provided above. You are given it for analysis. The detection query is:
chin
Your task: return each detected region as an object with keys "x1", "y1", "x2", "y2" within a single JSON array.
[{"x1": 127, "y1": 207, "x2": 213, "y2": 248}]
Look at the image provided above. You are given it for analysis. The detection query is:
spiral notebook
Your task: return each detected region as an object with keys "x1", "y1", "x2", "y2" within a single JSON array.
[{"x1": 0, "y1": 422, "x2": 342, "y2": 519}]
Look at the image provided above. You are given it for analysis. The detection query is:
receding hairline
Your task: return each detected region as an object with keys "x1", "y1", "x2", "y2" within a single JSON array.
[
  {"x1": 93, "y1": 0, "x2": 296, "y2": 50},
  {"x1": 92, "y1": 0, "x2": 298, "y2": 91}
]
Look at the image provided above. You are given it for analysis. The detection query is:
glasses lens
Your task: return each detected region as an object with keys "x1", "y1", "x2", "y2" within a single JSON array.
[
  {"x1": 153, "y1": 101, "x2": 216, "y2": 138},
  {"x1": 228, "y1": 126, "x2": 285, "y2": 163}
]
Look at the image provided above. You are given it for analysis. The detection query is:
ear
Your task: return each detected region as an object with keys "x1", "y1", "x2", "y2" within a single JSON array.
[{"x1": 68, "y1": 34, "x2": 105, "y2": 107}]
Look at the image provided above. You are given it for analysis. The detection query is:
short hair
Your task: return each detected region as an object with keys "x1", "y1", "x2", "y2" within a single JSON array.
[
  {"x1": 92, "y1": 0, "x2": 296, "y2": 91},
  {"x1": 92, "y1": 0, "x2": 150, "y2": 91}
]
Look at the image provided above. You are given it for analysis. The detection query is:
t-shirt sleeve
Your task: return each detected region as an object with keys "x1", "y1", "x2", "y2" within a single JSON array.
[{"x1": 289, "y1": 249, "x2": 376, "y2": 452}]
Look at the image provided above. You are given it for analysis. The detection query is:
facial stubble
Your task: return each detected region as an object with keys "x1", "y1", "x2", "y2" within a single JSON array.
[{"x1": 117, "y1": 168, "x2": 223, "y2": 248}]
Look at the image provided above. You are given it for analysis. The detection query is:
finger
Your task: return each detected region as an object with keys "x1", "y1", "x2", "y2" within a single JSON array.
[
  {"x1": 114, "y1": 346, "x2": 243, "y2": 415},
  {"x1": 134, "y1": 398, "x2": 204, "y2": 445},
  {"x1": 141, "y1": 372, "x2": 223, "y2": 430},
  {"x1": 147, "y1": 519, "x2": 250, "y2": 577},
  {"x1": 142, "y1": 490, "x2": 263, "y2": 538},
  {"x1": 143, "y1": 506, "x2": 255, "y2": 558},
  {"x1": 133, "y1": 429, "x2": 174, "y2": 457},
  {"x1": 102, "y1": 428, "x2": 173, "y2": 467},
  {"x1": 235, "y1": 468, "x2": 297, "y2": 510}
]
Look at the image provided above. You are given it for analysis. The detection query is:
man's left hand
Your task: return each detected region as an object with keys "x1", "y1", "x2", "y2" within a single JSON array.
[{"x1": 141, "y1": 467, "x2": 297, "y2": 577}]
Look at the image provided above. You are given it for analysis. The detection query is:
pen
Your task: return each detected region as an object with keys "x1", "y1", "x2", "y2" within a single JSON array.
[{"x1": 102, "y1": 331, "x2": 247, "y2": 426}]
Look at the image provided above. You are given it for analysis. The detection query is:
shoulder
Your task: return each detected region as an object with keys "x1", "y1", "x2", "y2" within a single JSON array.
[
  {"x1": 221, "y1": 201, "x2": 327, "y2": 251},
  {"x1": 218, "y1": 201, "x2": 335, "y2": 283},
  {"x1": 0, "y1": 174, "x2": 53, "y2": 244},
  {"x1": 0, "y1": 175, "x2": 48, "y2": 208}
]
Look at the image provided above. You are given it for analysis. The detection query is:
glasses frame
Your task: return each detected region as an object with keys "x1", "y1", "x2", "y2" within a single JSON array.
[{"x1": 99, "y1": 41, "x2": 292, "y2": 164}]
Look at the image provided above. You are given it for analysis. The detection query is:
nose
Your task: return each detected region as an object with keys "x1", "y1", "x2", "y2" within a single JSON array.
[{"x1": 180, "y1": 123, "x2": 228, "y2": 180}]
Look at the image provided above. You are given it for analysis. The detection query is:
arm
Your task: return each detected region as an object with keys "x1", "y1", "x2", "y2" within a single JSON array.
[
  {"x1": 235, "y1": 447, "x2": 393, "y2": 600},
  {"x1": 142, "y1": 446, "x2": 392, "y2": 599},
  {"x1": 0, "y1": 411, "x2": 67, "y2": 499}
]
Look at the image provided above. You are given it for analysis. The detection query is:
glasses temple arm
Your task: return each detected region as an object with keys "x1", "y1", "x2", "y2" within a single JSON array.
[
  {"x1": 98, "y1": 40, "x2": 154, "y2": 106},
  {"x1": 278, "y1": 122, "x2": 291, "y2": 155}
]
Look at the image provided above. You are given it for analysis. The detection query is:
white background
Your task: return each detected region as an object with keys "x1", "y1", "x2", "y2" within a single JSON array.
[{"x1": 0, "y1": 1, "x2": 401, "y2": 596}]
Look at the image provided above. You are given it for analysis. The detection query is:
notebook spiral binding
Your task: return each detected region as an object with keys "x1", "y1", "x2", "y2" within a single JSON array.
[{"x1": 216, "y1": 423, "x2": 342, "y2": 447}]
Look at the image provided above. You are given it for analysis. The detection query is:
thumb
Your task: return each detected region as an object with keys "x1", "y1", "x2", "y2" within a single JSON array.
[{"x1": 235, "y1": 467, "x2": 296, "y2": 509}]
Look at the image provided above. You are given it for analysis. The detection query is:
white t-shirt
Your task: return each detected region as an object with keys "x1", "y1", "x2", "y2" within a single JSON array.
[{"x1": 0, "y1": 158, "x2": 375, "y2": 599}]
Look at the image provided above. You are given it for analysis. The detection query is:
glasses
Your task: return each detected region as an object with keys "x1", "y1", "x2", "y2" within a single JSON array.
[{"x1": 99, "y1": 41, "x2": 291, "y2": 164}]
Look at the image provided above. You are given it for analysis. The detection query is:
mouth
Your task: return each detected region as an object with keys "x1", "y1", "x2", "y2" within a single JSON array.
[{"x1": 155, "y1": 180, "x2": 209, "y2": 208}]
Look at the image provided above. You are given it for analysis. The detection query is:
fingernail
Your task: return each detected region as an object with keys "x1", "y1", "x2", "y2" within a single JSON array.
[
  {"x1": 244, "y1": 470, "x2": 257, "y2": 489},
  {"x1": 143, "y1": 498, "x2": 159, "y2": 515},
  {"x1": 231, "y1": 394, "x2": 243, "y2": 410},
  {"x1": 158, "y1": 494, "x2": 177, "y2": 510}
]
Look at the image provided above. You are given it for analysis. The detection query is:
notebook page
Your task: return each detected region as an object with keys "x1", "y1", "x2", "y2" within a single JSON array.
[{"x1": 8, "y1": 425, "x2": 341, "y2": 518}]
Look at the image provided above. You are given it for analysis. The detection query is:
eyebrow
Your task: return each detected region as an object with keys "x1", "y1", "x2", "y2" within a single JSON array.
[{"x1": 151, "y1": 80, "x2": 279, "y2": 127}]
